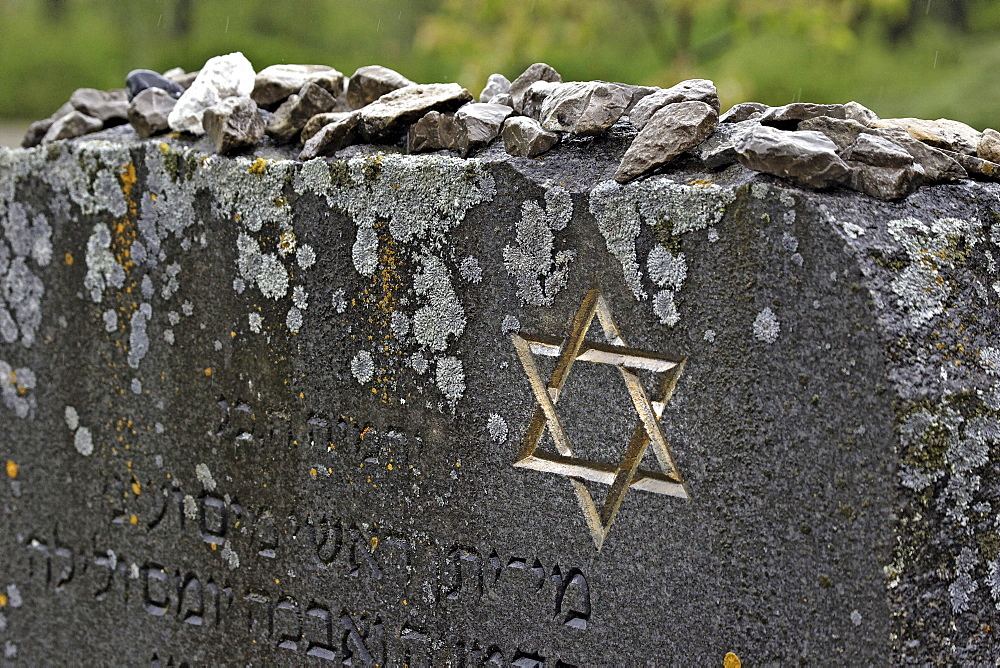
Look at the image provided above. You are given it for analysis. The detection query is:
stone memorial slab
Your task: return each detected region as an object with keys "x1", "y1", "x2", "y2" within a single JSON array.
[{"x1": 0, "y1": 112, "x2": 999, "y2": 666}]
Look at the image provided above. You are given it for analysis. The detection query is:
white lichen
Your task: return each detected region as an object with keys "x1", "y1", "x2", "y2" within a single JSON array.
[
  {"x1": 412, "y1": 254, "x2": 465, "y2": 352},
  {"x1": 753, "y1": 307, "x2": 780, "y2": 344},
  {"x1": 74, "y1": 426, "x2": 93, "y2": 456},
  {"x1": 64, "y1": 405, "x2": 79, "y2": 431},
  {"x1": 351, "y1": 350, "x2": 374, "y2": 384},
  {"x1": 487, "y1": 413, "x2": 508, "y2": 443},
  {"x1": 503, "y1": 187, "x2": 576, "y2": 306},
  {"x1": 653, "y1": 291, "x2": 680, "y2": 327},
  {"x1": 435, "y1": 356, "x2": 466, "y2": 403},
  {"x1": 195, "y1": 462, "x2": 217, "y2": 491}
]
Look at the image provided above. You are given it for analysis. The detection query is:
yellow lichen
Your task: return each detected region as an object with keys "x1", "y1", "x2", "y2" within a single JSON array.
[
  {"x1": 248, "y1": 158, "x2": 268, "y2": 175},
  {"x1": 723, "y1": 653, "x2": 741, "y2": 668},
  {"x1": 6, "y1": 460, "x2": 18, "y2": 479}
]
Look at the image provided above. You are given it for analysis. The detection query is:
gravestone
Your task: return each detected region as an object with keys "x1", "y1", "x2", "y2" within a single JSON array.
[{"x1": 0, "y1": 125, "x2": 999, "y2": 665}]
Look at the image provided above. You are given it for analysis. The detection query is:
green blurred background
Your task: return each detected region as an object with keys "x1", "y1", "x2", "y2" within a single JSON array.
[{"x1": 1, "y1": 0, "x2": 999, "y2": 143}]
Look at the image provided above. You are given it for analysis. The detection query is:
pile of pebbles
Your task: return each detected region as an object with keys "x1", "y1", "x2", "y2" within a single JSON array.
[{"x1": 20, "y1": 51, "x2": 1000, "y2": 199}]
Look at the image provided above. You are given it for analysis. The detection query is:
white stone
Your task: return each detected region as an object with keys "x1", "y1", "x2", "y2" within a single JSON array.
[{"x1": 168, "y1": 52, "x2": 256, "y2": 134}]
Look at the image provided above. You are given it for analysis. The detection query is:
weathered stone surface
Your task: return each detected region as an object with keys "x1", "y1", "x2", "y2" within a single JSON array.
[
  {"x1": 265, "y1": 82, "x2": 338, "y2": 143},
  {"x1": 977, "y1": 127, "x2": 1000, "y2": 163},
  {"x1": 501, "y1": 116, "x2": 559, "y2": 157},
  {"x1": 126, "y1": 69, "x2": 186, "y2": 101},
  {"x1": 359, "y1": 83, "x2": 472, "y2": 141},
  {"x1": 126, "y1": 87, "x2": 176, "y2": 138},
  {"x1": 870, "y1": 117, "x2": 981, "y2": 155},
  {"x1": 252, "y1": 64, "x2": 345, "y2": 107},
  {"x1": 490, "y1": 92, "x2": 513, "y2": 108},
  {"x1": 203, "y1": 96, "x2": 265, "y2": 154},
  {"x1": 297, "y1": 113, "x2": 360, "y2": 159},
  {"x1": 300, "y1": 111, "x2": 355, "y2": 144},
  {"x1": 694, "y1": 119, "x2": 758, "y2": 169},
  {"x1": 509, "y1": 62, "x2": 563, "y2": 112},
  {"x1": 164, "y1": 67, "x2": 199, "y2": 89},
  {"x1": 40, "y1": 110, "x2": 103, "y2": 143},
  {"x1": 621, "y1": 84, "x2": 660, "y2": 113},
  {"x1": 734, "y1": 125, "x2": 849, "y2": 188},
  {"x1": 843, "y1": 133, "x2": 913, "y2": 167},
  {"x1": 3, "y1": 132, "x2": 999, "y2": 666},
  {"x1": 516, "y1": 80, "x2": 561, "y2": 120},
  {"x1": 539, "y1": 81, "x2": 630, "y2": 136},
  {"x1": 406, "y1": 110, "x2": 457, "y2": 153},
  {"x1": 69, "y1": 88, "x2": 128, "y2": 124},
  {"x1": 759, "y1": 102, "x2": 847, "y2": 127},
  {"x1": 719, "y1": 101, "x2": 768, "y2": 124},
  {"x1": 21, "y1": 102, "x2": 73, "y2": 148},
  {"x1": 843, "y1": 100, "x2": 878, "y2": 125},
  {"x1": 479, "y1": 73, "x2": 511, "y2": 103},
  {"x1": 346, "y1": 65, "x2": 415, "y2": 109},
  {"x1": 628, "y1": 79, "x2": 720, "y2": 130},
  {"x1": 615, "y1": 100, "x2": 718, "y2": 182},
  {"x1": 454, "y1": 103, "x2": 513, "y2": 156},
  {"x1": 168, "y1": 52, "x2": 256, "y2": 134}
]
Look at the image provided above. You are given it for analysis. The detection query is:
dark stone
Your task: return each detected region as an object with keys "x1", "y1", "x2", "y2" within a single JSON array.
[
  {"x1": 509, "y1": 62, "x2": 563, "y2": 112},
  {"x1": 126, "y1": 69, "x2": 186, "y2": 101},
  {"x1": 627, "y1": 79, "x2": 720, "y2": 130},
  {"x1": 203, "y1": 96, "x2": 265, "y2": 155},
  {"x1": 346, "y1": 65, "x2": 415, "y2": 110},
  {"x1": 734, "y1": 125, "x2": 850, "y2": 189},
  {"x1": 20, "y1": 102, "x2": 73, "y2": 148},
  {"x1": 759, "y1": 102, "x2": 847, "y2": 128},
  {"x1": 266, "y1": 82, "x2": 338, "y2": 143},
  {"x1": 298, "y1": 113, "x2": 360, "y2": 159},
  {"x1": 614, "y1": 100, "x2": 718, "y2": 182},
  {"x1": 40, "y1": 110, "x2": 103, "y2": 143},
  {"x1": 4, "y1": 132, "x2": 1000, "y2": 666},
  {"x1": 719, "y1": 102, "x2": 768, "y2": 124},
  {"x1": 694, "y1": 120, "x2": 758, "y2": 169},
  {"x1": 842, "y1": 134, "x2": 924, "y2": 199},
  {"x1": 937, "y1": 148, "x2": 1000, "y2": 182},
  {"x1": 252, "y1": 64, "x2": 345, "y2": 108},
  {"x1": 479, "y1": 73, "x2": 511, "y2": 103},
  {"x1": 69, "y1": 88, "x2": 129, "y2": 124},
  {"x1": 539, "y1": 82, "x2": 631, "y2": 136},
  {"x1": 359, "y1": 83, "x2": 472, "y2": 141},
  {"x1": 300, "y1": 111, "x2": 356, "y2": 145},
  {"x1": 454, "y1": 103, "x2": 514, "y2": 157},
  {"x1": 501, "y1": 116, "x2": 559, "y2": 157},
  {"x1": 406, "y1": 111, "x2": 458, "y2": 153},
  {"x1": 127, "y1": 88, "x2": 177, "y2": 138}
]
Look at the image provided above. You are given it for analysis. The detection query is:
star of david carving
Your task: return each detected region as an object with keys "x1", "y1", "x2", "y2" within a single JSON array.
[{"x1": 511, "y1": 289, "x2": 690, "y2": 551}]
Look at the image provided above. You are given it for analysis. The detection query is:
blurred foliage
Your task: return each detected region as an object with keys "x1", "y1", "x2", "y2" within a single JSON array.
[{"x1": 1, "y1": 0, "x2": 999, "y2": 128}]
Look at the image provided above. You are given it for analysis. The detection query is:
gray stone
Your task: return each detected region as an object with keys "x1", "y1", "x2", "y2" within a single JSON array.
[
  {"x1": 300, "y1": 111, "x2": 356, "y2": 144},
  {"x1": 539, "y1": 82, "x2": 631, "y2": 136},
  {"x1": 937, "y1": 148, "x2": 1000, "y2": 183},
  {"x1": 252, "y1": 64, "x2": 346, "y2": 107},
  {"x1": 627, "y1": 79, "x2": 720, "y2": 130},
  {"x1": 266, "y1": 82, "x2": 338, "y2": 143},
  {"x1": 126, "y1": 69, "x2": 186, "y2": 101},
  {"x1": 203, "y1": 96, "x2": 265, "y2": 155},
  {"x1": 3, "y1": 129, "x2": 1000, "y2": 666},
  {"x1": 69, "y1": 88, "x2": 129, "y2": 124},
  {"x1": 614, "y1": 100, "x2": 718, "y2": 183},
  {"x1": 516, "y1": 80, "x2": 561, "y2": 120},
  {"x1": 479, "y1": 73, "x2": 511, "y2": 103},
  {"x1": 454, "y1": 103, "x2": 514, "y2": 157},
  {"x1": 359, "y1": 83, "x2": 472, "y2": 141},
  {"x1": 622, "y1": 84, "x2": 660, "y2": 113},
  {"x1": 509, "y1": 62, "x2": 562, "y2": 113},
  {"x1": 297, "y1": 113, "x2": 361, "y2": 159},
  {"x1": 406, "y1": 111, "x2": 458, "y2": 153},
  {"x1": 870, "y1": 117, "x2": 981, "y2": 155},
  {"x1": 501, "y1": 116, "x2": 559, "y2": 157},
  {"x1": 165, "y1": 68, "x2": 199, "y2": 89},
  {"x1": 719, "y1": 102, "x2": 768, "y2": 124},
  {"x1": 21, "y1": 102, "x2": 73, "y2": 148},
  {"x1": 694, "y1": 120, "x2": 758, "y2": 169},
  {"x1": 977, "y1": 127, "x2": 1000, "y2": 163},
  {"x1": 759, "y1": 102, "x2": 847, "y2": 127},
  {"x1": 734, "y1": 125, "x2": 850, "y2": 189},
  {"x1": 346, "y1": 65, "x2": 415, "y2": 109},
  {"x1": 842, "y1": 135, "x2": 925, "y2": 199},
  {"x1": 844, "y1": 100, "x2": 878, "y2": 125},
  {"x1": 798, "y1": 116, "x2": 967, "y2": 184},
  {"x1": 490, "y1": 93, "x2": 513, "y2": 108},
  {"x1": 127, "y1": 87, "x2": 177, "y2": 138},
  {"x1": 40, "y1": 110, "x2": 103, "y2": 143}
]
